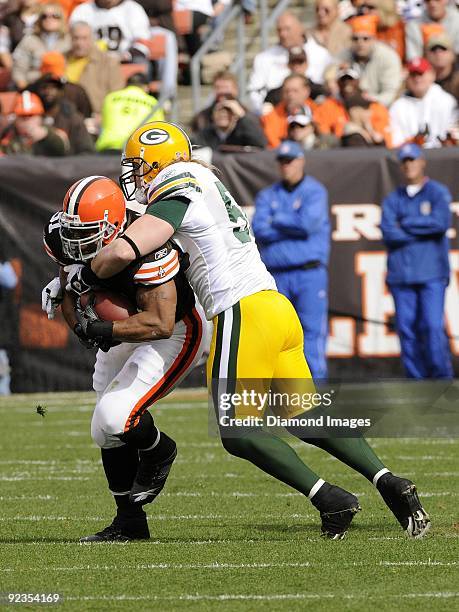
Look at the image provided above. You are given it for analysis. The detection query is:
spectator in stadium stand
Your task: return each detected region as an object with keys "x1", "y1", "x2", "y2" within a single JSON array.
[
  {"x1": 34, "y1": 51, "x2": 92, "y2": 118},
  {"x1": 310, "y1": 0, "x2": 352, "y2": 56},
  {"x1": 191, "y1": 70, "x2": 254, "y2": 132},
  {"x1": 137, "y1": 0, "x2": 175, "y2": 32},
  {"x1": 339, "y1": 15, "x2": 402, "y2": 106},
  {"x1": 371, "y1": 0, "x2": 406, "y2": 62},
  {"x1": 247, "y1": 10, "x2": 332, "y2": 114},
  {"x1": 95, "y1": 72, "x2": 164, "y2": 153},
  {"x1": 64, "y1": 22, "x2": 124, "y2": 117},
  {"x1": 0, "y1": 25, "x2": 13, "y2": 73},
  {"x1": 389, "y1": 57, "x2": 458, "y2": 148},
  {"x1": 12, "y1": 3, "x2": 70, "y2": 91},
  {"x1": 69, "y1": 0, "x2": 150, "y2": 64},
  {"x1": 286, "y1": 108, "x2": 338, "y2": 150},
  {"x1": 426, "y1": 34, "x2": 459, "y2": 102},
  {"x1": 381, "y1": 143, "x2": 453, "y2": 379},
  {"x1": 1, "y1": 0, "x2": 41, "y2": 55},
  {"x1": 314, "y1": 66, "x2": 392, "y2": 146},
  {"x1": 133, "y1": 1, "x2": 178, "y2": 100},
  {"x1": 252, "y1": 140, "x2": 330, "y2": 380},
  {"x1": 264, "y1": 46, "x2": 326, "y2": 110},
  {"x1": 171, "y1": 0, "x2": 214, "y2": 57},
  {"x1": 405, "y1": 0, "x2": 459, "y2": 60},
  {"x1": 0, "y1": 242, "x2": 17, "y2": 396},
  {"x1": 32, "y1": 72, "x2": 94, "y2": 153},
  {"x1": 192, "y1": 97, "x2": 267, "y2": 150},
  {"x1": 261, "y1": 74, "x2": 318, "y2": 148},
  {"x1": 0, "y1": 91, "x2": 68, "y2": 155}
]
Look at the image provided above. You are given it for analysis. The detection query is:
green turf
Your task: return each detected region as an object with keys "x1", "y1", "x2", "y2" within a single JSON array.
[{"x1": 0, "y1": 391, "x2": 458, "y2": 611}]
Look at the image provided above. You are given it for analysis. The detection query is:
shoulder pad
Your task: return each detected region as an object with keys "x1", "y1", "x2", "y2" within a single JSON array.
[
  {"x1": 43, "y1": 212, "x2": 71, "y2": 267},
  {"x1": 147, "y1": 163, "x2": 202, "y2": 206},
  {"x1": 133, "y1": 243, "x2": 180, "y2": 286}
]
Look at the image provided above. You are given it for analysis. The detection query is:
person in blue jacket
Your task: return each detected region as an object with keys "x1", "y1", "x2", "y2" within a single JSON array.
[
  {"x1": 252, "y1": 140, "x2": 330, "y2": 379},
  {"x1": 381, "y1": 143, "x2": 453, "y2": 379}
]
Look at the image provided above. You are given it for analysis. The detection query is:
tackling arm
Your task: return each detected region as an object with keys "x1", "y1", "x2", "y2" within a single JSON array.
[{"x1": 91, "y1": 216, "x2": 175, "y2": 279}]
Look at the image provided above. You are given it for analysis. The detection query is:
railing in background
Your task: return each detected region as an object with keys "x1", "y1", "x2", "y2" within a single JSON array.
[
  {"x1": 190, "y1": 4, "x2": 242, "y2": 115},
  {"x1": 260, "y1": 0, "x2": 292, "y2": 51},
  {"x1": 191, "y1": 0, "x2": 294, "y2": 115}
]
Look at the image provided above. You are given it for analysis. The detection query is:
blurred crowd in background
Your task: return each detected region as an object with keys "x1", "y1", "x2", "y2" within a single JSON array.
[{"x1": 0, "y1": 0, "x2": 458, "y2": 155}]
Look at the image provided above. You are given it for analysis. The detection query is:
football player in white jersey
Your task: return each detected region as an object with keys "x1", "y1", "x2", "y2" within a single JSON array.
[
  {"x1": 42, "y1": 175, "x2": 212, "y2": 542},
  {"x1": 65, "y1": 122, "x2": 430, "y2": 540}
]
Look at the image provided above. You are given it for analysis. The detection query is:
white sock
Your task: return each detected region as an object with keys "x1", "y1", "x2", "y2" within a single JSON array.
[
  {"x1": 373, "y1": 468, "x2": 390, "y2": 487},
  {"x1": 308, "y1": 478, "x2": 326, "y2": 500}
]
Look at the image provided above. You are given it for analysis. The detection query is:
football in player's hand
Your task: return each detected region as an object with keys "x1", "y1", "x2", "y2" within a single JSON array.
[{"x1": 80, "y1": 290, "x2": 136, "y2": 321}]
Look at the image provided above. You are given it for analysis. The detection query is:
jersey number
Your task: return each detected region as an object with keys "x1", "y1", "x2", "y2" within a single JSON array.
[{"x1": 215, "y1": 181, "x2": 251, "y2": 244}]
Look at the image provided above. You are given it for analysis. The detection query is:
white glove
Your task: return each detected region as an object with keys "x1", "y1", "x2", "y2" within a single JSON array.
[
  {"x1": 64, "y1": 263, "x2": 92, "y2": 296},
  {"x1": 41, "y1": 277, "x2": 63, "y2": 320}
]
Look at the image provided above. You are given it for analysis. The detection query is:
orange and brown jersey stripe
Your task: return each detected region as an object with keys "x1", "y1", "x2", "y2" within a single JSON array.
[
  {"x1": 133, "y1": 250, "x2": 180, "y2": 285},
  {"x1": 123, "y1": 307, "x2": 203, "y2": 431}
]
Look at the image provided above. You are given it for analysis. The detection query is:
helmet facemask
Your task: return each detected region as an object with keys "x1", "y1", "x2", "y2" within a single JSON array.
[
  {"x1": 119, "y1": 156, "x2": 160, "y2": 201},
  {"x1": 59, "y1": 211, "x2": 119, "y2": 261}
]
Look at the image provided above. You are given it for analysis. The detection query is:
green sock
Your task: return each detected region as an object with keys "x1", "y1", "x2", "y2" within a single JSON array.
[
  {"x1": 222, "y1": 430, "x2": 321, "y2": 496},
  {"x1": 300, "y1": 436, "x2": 387, "y2": 482}
]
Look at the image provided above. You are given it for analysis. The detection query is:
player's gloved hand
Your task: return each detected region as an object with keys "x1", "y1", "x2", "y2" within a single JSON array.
[
  {"x1": 64, "y1": 263, "x2": 100, "y2": 296},
  {"x1": 73, "y1": 323, "x2": 100, "y2": 349},
  {"x1": 75, "y1": 295, "x2": 114, "y2": 341},
  {"x1": 41, "y1": 277, "x2": 63, "y2": 319}
]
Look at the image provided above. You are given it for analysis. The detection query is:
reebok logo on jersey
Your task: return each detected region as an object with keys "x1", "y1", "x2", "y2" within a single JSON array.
[
  {"x1": 154, "y1": 248, "x2": 168, "y2": 260},
  {"x1": 139, "y1": 128, "x2": 169, "y2": 146}
]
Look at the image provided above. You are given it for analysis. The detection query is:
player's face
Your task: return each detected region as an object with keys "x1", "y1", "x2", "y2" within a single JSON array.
[{"x1": 60, "y1": 222, "x2": 105, "y2": 261}]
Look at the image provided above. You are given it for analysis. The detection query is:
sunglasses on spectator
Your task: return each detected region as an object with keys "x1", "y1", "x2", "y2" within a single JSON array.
[
  {"x1": 430, "y1": 45, "x2": 448, "y2": 52},
  {"x1": 352, "y1": 35, "x2": 373, "y2": 41},
  {"x1": 41, "y1": 12, "x2": 61, "y2": 19},
  {"x1": 360, "y1": 3, "x2": 378, "y2": 9}
]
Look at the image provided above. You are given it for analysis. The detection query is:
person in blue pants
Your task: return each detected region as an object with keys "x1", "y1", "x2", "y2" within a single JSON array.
[
  {"x1": 381, "y1": 143, "x2": 453, "y2": 379},
  {"x1": 252, "y1": 140, "x2": 330, "y2": 379}
]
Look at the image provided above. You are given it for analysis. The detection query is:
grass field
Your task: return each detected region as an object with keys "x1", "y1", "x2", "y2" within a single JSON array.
[{"x1": 0, "y1": 390, "x2": 458, "y2": 611}]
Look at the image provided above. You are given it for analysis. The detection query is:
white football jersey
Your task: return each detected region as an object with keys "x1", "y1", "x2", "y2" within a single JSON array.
[
  {"x1": 147, "y1": 162, "x2": 276, "y2": 320},
  {"x1": 70, "y1": 0, "x2": 150, "y2": 54}
]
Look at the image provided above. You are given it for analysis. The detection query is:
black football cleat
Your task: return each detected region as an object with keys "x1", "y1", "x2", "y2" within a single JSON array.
[
  {"x1": 377, "y1": 473, "x2": 430, "y2": 539},
  {"x1": 129, "y1": 447, "x2": 177, "y2": 504},
  {"x1": 311, "y1": 482, "x2": 361, "y2": 540},
  {"x1": 79, "y1": 516, "x2": 150, "y2": 543}
]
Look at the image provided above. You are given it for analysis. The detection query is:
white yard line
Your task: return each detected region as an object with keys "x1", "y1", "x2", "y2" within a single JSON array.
[
  {"x1": 0, "y1": 513, "x2": 315, "y2": 522},
  {"x1": 61, "y1": 592, "x2": 459, "y2": 602}
]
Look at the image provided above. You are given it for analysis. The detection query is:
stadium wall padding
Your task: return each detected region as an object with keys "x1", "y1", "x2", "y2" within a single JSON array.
[{"x1": 0, "y1": 149, "x2": 458, "y2": 392}]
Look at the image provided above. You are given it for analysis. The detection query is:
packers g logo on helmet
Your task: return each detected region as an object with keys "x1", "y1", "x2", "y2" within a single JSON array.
[
  {"x1": 139, "y1": 128, "x2": 169, "y2": 146},
  {"x1": 120, "y1": 121, "x2": 192, "y2": 201}
]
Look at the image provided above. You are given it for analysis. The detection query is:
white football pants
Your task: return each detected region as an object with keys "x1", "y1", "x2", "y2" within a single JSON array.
[{"x1": 91, "y1": 303, "x2": 212, "y2": 449}]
